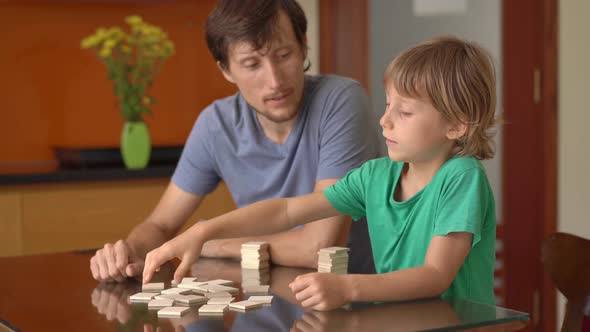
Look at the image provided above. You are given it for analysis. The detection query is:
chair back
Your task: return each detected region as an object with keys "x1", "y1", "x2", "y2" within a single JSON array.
[{"x1": 541, "y1": 232, "x2": 590, "y2": 331}]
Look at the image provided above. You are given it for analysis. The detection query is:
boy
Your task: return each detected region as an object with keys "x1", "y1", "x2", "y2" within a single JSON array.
[{"x1": 142, "y1": 36, "x2": 499, "y2": 311}]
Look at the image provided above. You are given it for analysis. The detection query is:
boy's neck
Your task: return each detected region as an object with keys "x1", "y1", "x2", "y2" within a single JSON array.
[{"x1": 396, "y1": 152, "x2": 454, "y2": 202}]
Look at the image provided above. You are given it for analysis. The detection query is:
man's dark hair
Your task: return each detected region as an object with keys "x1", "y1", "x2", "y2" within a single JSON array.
[{"x1": 205, "y1": 0, "x2": 308, "y2": 70}]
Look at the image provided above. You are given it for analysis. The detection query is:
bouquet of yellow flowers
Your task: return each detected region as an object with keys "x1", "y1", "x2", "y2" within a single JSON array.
[{"x1": 81, "y1": 15, "x2": 175, "y2": 122}]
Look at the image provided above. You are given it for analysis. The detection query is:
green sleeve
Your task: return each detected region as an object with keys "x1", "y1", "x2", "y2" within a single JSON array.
[
  {"x1": 433, "y1": 167, "x2": 493, "y2": 247},
  {"x1": 323, "y1": 164, "x2": 369, "y2": 221}
]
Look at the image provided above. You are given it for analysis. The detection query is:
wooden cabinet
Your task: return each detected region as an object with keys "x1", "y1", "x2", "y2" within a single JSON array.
[
  {"x1": 0, "y1": 193, "x2": 22, "y2": 256},
  {"x1": 0, "y1": 179, "x2": 235, "y2": 257}
]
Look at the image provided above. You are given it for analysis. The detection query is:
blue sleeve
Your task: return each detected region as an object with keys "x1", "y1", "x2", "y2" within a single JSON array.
[
  {"x1": 316, "y1": 81, "x2": 378, "y2": 181},
  {"x1": 433, "y1": 167, "x2": 492, "y2": 247},
  {"x1": 171, "y1": 108, "x2": 221, "y2": 195}
]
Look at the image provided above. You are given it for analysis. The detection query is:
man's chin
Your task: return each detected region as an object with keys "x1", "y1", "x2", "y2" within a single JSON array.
[{"x1": 258, "y1": 109, "x2": 299, "y2": 123}]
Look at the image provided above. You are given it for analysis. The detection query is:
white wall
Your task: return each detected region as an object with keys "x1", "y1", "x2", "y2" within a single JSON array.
[
  {"x1": 298, "y1": 0, "x2": 319, "y2": 75},
  {"x1": 557, "y1": 0, "x2": 590, "y2": 327}
]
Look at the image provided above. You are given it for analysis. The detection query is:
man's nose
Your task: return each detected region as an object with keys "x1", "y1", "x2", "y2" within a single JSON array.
[{"x1": 266, "y1": 62, "x2": 284, "y2": 89}]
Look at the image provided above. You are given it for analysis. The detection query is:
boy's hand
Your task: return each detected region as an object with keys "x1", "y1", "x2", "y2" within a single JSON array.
[
  {"x1": 289, "y1": 272, "x2": 351, "y2": 311},
  {"x1": 142, "y1": 231, "x2": 204, "y2": 285}
]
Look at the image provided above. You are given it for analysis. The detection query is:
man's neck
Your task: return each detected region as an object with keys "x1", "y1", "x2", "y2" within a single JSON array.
[{"x1": 256, "y1": 113, "x2": 298, "y2": 145}]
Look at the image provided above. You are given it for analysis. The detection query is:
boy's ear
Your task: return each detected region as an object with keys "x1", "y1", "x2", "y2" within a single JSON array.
[
  {"x1": 446, "y1": 122, "x2": 468, "y2": 140},
  {"x1": 217, "y1": 61, "x2": 235, "y2": 84}
]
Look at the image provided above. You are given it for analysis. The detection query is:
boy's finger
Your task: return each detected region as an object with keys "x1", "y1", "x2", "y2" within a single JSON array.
[
  {"x1": 142, "y1": 254, "x2": 159, "y2": 284},
  {"x1": 289, "y1": 276, "x2": 310, "y2": 293},
  {"x1": 294, "y1": 285, "x2": 314, "y2": 303},
  {"x1": 173, "y1": 253, "x2": 195, "y2": 284},
  {"x1": 300, "y1": 294, "x2": 320, "y2": 308}
]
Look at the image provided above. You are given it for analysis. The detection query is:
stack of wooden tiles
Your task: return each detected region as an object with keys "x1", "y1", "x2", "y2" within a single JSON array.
[
  {"x1": 317, "y1": 246, "x2": 349, "y2": 274},
  {"x1": 241, "y1": 265, "x2": 270, "y2": 287},
  {"x1": 241, "y1": 242, "x2": 270, "y2": 296},
  {"x1": 241, "y1": 242, "x2": 270, "y2": 270}
]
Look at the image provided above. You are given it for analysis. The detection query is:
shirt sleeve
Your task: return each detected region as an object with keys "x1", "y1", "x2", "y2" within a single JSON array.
[
  {"x1": 171, "y1": 108, "x2": 221, "y2": 195},
  {"x1": 316, "y1": 81, "x2": 378, "y2": 181},
  {"x1": 433, "y1": 167, "x2": 492, "y2": 247},
  {"x1": 323, "y1": 162, "x2": 371, "y2": 221}
]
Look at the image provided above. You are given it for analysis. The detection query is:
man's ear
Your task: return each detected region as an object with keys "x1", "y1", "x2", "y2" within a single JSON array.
[
  {"x1": 217, "y1": 61, "x2": 235, "y2": 84},
  {"x1": 446, "y1": 122, "x2": 468, "y2": 140}
]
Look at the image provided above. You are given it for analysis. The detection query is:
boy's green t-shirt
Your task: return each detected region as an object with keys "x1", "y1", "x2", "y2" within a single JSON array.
[{"x1": 324, "y1": 157, "x2": 496, "y2": 304}]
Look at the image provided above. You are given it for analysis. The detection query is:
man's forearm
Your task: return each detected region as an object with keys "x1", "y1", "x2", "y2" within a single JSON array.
[
  {"x1": 344, "y1": 266, "x2": 448, "y2": 303},
  {"x1": 126, "y1": 221, "x2": 176, "y2": 259}
]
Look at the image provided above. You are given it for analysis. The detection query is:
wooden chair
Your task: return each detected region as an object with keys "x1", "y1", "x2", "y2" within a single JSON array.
[{"x1": 541, "y1": 232, "x2": 590, "y2": 331}]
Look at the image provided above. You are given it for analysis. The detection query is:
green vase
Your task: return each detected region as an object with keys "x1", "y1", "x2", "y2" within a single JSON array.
[{"x1": 121, "y1": 121, "x2": 151, "y2": 169}]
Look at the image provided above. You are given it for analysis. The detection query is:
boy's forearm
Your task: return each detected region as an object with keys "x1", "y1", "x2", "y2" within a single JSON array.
[
  {"x1": 344, "y1": 266, "x2": 449, "y2": 303},
  {"x1": 202, "y1": 228, "x2": 329, "y2": 268},
  {"x1": 196, "y1": 198, "x2": 292, "y2": 242},
  {"x1": 201, "y1": 202, "x2": 347, "y2": 268}
]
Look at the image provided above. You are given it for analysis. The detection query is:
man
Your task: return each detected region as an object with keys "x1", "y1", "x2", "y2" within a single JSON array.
[{"x1": 90, "y1": 0, "x2": 380, "y2": 282}]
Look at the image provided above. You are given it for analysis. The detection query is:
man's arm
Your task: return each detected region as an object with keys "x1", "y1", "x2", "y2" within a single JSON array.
[
  {"x1": 90, "y1": 182, "x2": 204, "y2": 282},
  {"x1": 126, "y1": 182, "x2": 205, "y2": 258},
  {"x1": 200, "y1": 178, "x2": 351, "y2": 268}
]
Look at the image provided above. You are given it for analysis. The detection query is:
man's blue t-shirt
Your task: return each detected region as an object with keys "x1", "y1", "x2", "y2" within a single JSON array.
[{"x1": 172, "y1": 75, "x2": 380, "y2": 208}]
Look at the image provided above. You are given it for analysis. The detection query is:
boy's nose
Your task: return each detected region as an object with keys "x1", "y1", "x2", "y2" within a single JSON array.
[{"x1": 379, "y1": 111, "x2": 393, "y2": 129}]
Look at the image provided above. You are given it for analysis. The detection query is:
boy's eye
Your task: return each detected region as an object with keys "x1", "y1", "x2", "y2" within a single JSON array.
[
  {"x1": 399, "y1": 111, "x2": 412, "y2": 117},
  {"x1": 278, "y1": 51, "x2": 291, "y2": 59}
]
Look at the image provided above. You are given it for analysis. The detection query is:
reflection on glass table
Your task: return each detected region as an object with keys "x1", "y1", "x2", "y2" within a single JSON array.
[
  {"x1": 0, "y1": 252, "x2": 528, "y2": 332},
  {"x1": 90, "y1": 258, "x2": 528, "y2": 332}
]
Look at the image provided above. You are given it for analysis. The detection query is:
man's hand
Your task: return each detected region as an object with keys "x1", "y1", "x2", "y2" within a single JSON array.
[
  {"x1": 143, "y1": 228, "x2": 205, "y2": 285},
  {"x1": 289, "y1": 272, "x2": 351, "y2": 311},
  {"x1": 90, "y1": 240, "x2": 144, "y2": 282},
  {"x1": 90, "y1": 282, "x2": 137, "y2": 323}
]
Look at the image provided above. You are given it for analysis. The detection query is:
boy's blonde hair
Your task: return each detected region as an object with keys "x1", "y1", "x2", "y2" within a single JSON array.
[{"x1": 384, "y1": 36, "x2": 498, "y2": 160}]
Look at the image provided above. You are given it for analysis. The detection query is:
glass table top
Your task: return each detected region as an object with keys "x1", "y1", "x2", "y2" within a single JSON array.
[{"x1": 0, "y1": 252, "x2": 529, "y2": 332}]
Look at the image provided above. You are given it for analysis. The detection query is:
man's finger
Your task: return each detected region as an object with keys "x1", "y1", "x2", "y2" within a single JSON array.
[
  {"x1": 104, "y1": 245, "x2": 124, "y2": 282},
  {"x1": 113, "y1": 241, "x2": 129, "y2": 276},
  {"x1": 126, "y1": 261, "x2": 144, "y2": 277},
  {"x1": 90, "y1": 256, "x2": 100, "y2": 280},
  {"x1": 96, "y1": 251, "x2": 112, "y2": 282}
]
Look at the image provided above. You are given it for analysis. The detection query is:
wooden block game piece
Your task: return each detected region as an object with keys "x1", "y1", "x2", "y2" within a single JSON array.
[
  {"x1": 130, "y1": 292, "x2": 159, "y2": 303},
  {"x1": 157, "y1": 306, "x2": 190, "y2": 318}
]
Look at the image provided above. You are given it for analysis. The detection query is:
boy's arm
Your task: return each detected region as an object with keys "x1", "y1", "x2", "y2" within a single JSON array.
[
  {"x1": 142, "y1": 191, "x2": 341, "y2": 283},
  {"x1": 290, "y1": 232, "x2": 472, "y2": 310},
  {"x1": 200, "y1": 178, "x2": 351, "y2": 268}
]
